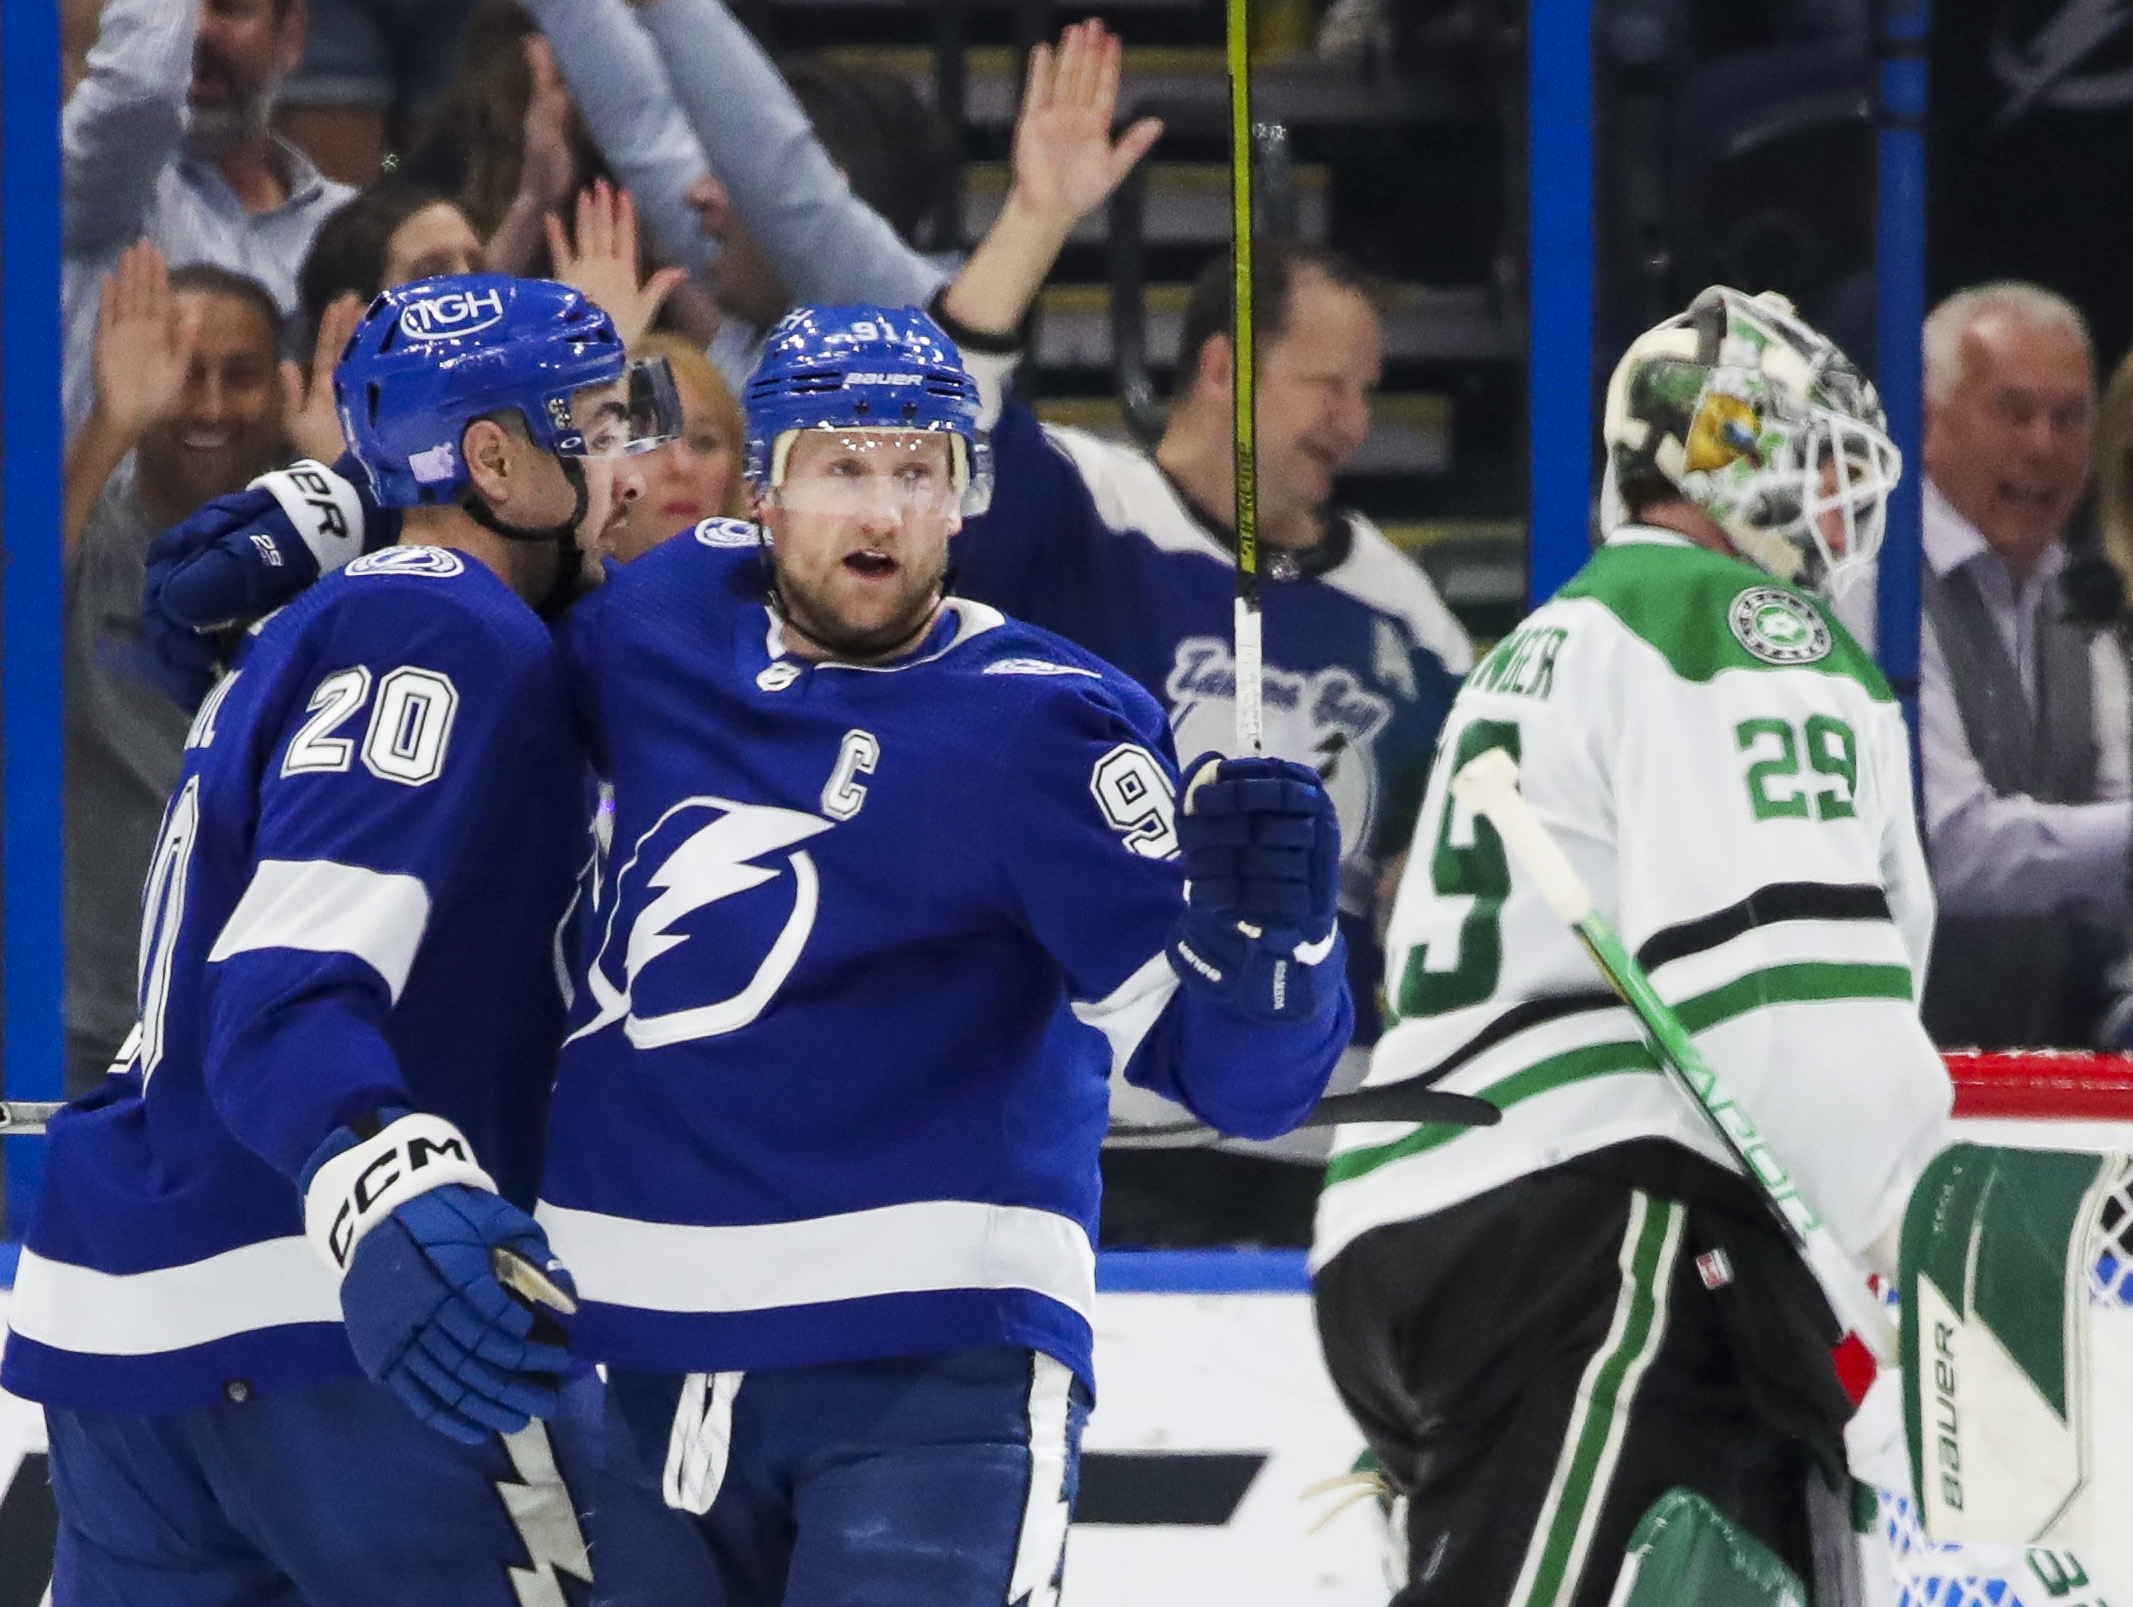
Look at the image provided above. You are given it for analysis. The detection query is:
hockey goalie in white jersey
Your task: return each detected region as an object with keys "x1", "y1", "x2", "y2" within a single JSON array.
[{"x1": 1311, "y1": 287, "x2": 1952, "y2": 1606}]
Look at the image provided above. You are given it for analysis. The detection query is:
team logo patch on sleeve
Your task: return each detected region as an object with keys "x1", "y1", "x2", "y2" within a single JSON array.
[
  {"x1": 1728, "y1": 587, "x2": 1830, "y2": 665},
  {"x1": 694, "y1": 518, "x2": 759, "y2": 549},
  {"x1": 347, "y1": 548, "x2": 467, "y2": 579},
  {"x1": 983, "y1": 658, "x2": 1101, "y2": 679}
]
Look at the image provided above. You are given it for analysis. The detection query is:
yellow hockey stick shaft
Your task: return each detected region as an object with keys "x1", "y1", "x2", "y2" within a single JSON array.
[{"x1": 1227, "y1": 0, "x2": 1263, "y2": 754}]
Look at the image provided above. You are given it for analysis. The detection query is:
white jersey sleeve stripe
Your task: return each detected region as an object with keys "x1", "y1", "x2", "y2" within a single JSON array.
[
  {"x1": 1071, "y1": 949, "x2": 1181, "y2": 1079},
  {"x1": 535, "y1": 1198, "x2": 1097, "y2": 1321},
  {"x1": 208, "y1": 858, "x2": 432, "y2": 1002},
  {"x1": 9, "y1": 1238, "x2": 341, "y2": 1356}
]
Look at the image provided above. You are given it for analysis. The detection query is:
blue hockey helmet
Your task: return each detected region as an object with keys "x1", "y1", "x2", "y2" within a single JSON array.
[
  {"x1": 744, "y1": 305, "x2": 992, "y2": 516},
  {"x1": 336, "y1": 273, "x2": 682, "y2": 509}
]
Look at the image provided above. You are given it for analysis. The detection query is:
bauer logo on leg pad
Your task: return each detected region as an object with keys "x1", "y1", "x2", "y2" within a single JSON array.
[{"x1": 304, "y1": 1112, "x2": 496, "y2": 1270}]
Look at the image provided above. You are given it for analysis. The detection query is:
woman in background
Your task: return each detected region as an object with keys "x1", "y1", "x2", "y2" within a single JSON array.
[{"x1": 605, "y1": 332, "x2": 747, "y2": 560}]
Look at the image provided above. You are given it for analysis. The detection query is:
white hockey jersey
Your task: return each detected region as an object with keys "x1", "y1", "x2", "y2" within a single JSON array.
[{"x1": 1313, "y1": 528, "x2": 1954, "y2": 1272}]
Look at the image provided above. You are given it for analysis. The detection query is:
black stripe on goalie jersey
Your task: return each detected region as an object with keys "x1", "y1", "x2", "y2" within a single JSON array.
[
  {"x1": 1634, "y1": 883, "x2": 1893, "y2": 973},
  {"x1": 1370, "y1": 987, "x2": 1620, "y2": 1102}
]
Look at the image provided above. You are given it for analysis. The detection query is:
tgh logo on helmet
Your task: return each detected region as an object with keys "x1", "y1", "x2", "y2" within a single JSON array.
[{"x1": 397, "y1": 287, "x2": 508, "y2": 343}]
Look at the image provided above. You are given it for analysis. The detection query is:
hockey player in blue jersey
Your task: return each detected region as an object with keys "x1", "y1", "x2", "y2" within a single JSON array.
[
  {"x1": 3, "y1": 275, "x2": 682, "y2": 1604},
  {"x1": 137, "y1": 30, "x2": 1461, "y2": 1255},
  {"x1": 528, "y1": 304, "x2": 1354, "y2": 1606}
]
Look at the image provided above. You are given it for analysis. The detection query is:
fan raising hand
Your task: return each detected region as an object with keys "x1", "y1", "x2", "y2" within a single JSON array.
[{"x1": 1009, "y1": 21, "x2": 1164, "y2": 229}]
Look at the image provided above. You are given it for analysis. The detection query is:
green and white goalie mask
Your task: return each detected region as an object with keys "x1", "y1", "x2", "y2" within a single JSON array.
[{"x1": 1602, "y1": 286, "x2": 1901, "y2": 595}]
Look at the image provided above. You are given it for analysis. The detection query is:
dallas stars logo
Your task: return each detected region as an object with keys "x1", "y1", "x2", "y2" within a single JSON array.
[{"x1": 1728, "y1": 587, "x2": 1831, "y2": 666}]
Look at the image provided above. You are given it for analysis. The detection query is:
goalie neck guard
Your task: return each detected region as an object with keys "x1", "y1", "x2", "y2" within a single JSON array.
[
  {"x1": 1602, "y1": 286, "x2": 1900, "y2": 595},
  {"x1": 745, "y1": 304, "x2": 993, "y2": 516}
]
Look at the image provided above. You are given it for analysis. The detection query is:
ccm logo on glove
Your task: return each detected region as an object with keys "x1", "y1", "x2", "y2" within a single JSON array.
[{"x1": 303, "y1": 1112, "x2": 495, "y2": 1270}]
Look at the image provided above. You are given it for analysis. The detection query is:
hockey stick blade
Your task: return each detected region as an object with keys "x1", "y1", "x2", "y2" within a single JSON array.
[{"x1": 1298, "y1": 1084, "x2": 1501, "y2": 1129}]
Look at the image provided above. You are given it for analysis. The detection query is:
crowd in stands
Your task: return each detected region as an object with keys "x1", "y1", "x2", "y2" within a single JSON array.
[{"x1": 52, "y1": 0, "x2": 2133, "y2": 1256}]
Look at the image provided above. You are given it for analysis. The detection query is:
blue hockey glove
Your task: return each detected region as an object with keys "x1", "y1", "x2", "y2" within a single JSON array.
[
  {"x1": 143, "y1": 455, "x2": 395, "y2": 706},
  {"x1": 302, "y1": 1111, "x2": 575, "y2": 1445},
  {"x1": 1167, "y1": 753, "x2": 1345, "y2": 1023}
]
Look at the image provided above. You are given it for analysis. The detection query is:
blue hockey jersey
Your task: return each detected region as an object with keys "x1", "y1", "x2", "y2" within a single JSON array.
[
  {"x1": 5, "y1": 547, "x2": 583, "y2": 1414},
  {"x1": 953, "y1": 395, "x2": 1470, "y2": 1140},
  {"x1": 535, "y1": 526, "x2": 1352, "y2": 1389}
]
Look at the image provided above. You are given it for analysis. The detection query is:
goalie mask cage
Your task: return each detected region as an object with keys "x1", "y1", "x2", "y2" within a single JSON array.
[{"x1": 1873, "y1": 1051, "x2": 2133, "y2": 1607}]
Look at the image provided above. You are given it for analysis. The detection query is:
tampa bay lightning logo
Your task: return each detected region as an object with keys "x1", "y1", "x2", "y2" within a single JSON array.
[{"x1": 569, "y1": 796, "x2": 833, "y2": 1049}]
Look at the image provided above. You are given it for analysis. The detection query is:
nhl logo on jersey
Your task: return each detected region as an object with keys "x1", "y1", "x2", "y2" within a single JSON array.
[{"x1": 1727, "y1": 587, "x2": 1830, "y2": 666}]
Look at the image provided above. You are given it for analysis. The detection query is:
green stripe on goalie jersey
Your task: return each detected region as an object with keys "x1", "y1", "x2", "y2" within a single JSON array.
[
  {"x1": 1331, "y1": 960, "x2": 1912, "y2": 1185},
  {"x1": 1556, "y1": 541, "x2": 1890, "y2": 696}
]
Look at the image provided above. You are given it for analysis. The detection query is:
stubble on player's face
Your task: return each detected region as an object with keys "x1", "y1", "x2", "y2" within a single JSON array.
[{"x1": 763, "y1": 431, "x2": 961, "y2": 661}]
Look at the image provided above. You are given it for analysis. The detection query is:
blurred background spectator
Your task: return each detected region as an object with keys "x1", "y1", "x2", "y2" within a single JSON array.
[
  {"x1": 292, "y1": 180, "x2": 482, "y2": 345},
  {"x1": 401, "y1": 13, "x2": 609, "y2": 277},
  {"x1": 274, "y1": 0, "x2": 479, "y2": 187},
  {"x1": 1907, "y1": 284, "x2": 2130, "y2": 1049},
  {"x1": 522, "y1": 0, "x2": 951, "y2": 386},
  {"x1": 62, "y1": 0, "x2": 353, "y2": 439},
  {"x1": 62, "y1": 245, "x2": 289, "y2": 1093},
  {"x1": 604, "y1": 332, "x2": 748, "y2": 561}
]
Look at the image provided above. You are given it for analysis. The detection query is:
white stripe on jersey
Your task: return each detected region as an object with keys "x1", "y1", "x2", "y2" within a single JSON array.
[
  {"x1": 1008, "y1": 1353, "x2": 1078, "y2": 1607},
  {"x1": 10, "y1": 1237, "x2": 339, "y2": 1355},
  {"x1": 535, "y1": 1198, "x2": 1097, "y2": 1321},
  {"x1": 208, "y1": 858, "x2": 432, "y2": 1001},
  {"x1": 1073, "y1": 949, "x2": 1180, "y2": 1079}
]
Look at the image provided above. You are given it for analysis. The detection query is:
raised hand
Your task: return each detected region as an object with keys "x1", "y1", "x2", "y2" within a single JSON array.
[
  {"x1": 1009, "y1": 21, "x2": 1164, "y2": 231},
  {"x1": 281, "y1": 292, "x2": 364, "y2": 465},
  {"x1": 485, "y1": 34, "x2": 582, "y2": 276},
  {"x1": 93, "y1": 241, "x2": 200, "y2": 445},
  {"x1": 519, "y1": 35, "x2": 578, "y2": 220},
  {"x1": 546, "y1": 180, "x2": 688, "y2": 349}
]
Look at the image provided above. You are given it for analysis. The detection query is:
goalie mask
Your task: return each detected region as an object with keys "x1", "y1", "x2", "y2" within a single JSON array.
[{"x1": 1603, "y1": 286, "x2": 1900, "y2": 594}]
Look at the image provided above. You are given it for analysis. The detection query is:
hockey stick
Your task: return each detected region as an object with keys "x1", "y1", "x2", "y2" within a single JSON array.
[
  {"x1": 0, "y1": 1101, "x2": 64, "y2": 1135},
  {"x1": 1300, "y1": 1082, "x2": 1499, "y2": 1129},
  {"x1": 1450, "y1": 747, "x2": 1900, "y2": 1363},
  {"x1": 1226, "y1": 0, "x2": 1263, "y2": 755}
]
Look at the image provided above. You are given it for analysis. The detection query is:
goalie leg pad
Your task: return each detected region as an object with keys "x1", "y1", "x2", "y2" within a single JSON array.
[{"x1": 1608, "y1": 1488, "x2": 1808, "y2": 1607}]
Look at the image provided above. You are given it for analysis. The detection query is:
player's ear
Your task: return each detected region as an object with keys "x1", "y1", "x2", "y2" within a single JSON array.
[
  {"x1": 1197, "y1": 333, "x2": 1234, "y2": 404},
  {"x1": 462, "y1": 417, "x2": 516, "y2": 505}
]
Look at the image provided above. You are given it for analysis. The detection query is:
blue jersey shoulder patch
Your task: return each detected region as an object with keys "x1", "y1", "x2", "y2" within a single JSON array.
[{"x1": 345, "y1": 547, "x2": 466, "y2": 579}]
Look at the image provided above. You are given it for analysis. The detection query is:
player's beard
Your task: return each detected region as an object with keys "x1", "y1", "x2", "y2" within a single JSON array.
[{"x1": 772, "y1": 551, "x2": 951, "y2": 663}]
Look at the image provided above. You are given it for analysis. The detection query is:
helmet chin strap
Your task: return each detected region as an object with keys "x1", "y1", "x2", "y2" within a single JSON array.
[{"x1": 461, "y1": 457, "x2": 589, "y2": 615}]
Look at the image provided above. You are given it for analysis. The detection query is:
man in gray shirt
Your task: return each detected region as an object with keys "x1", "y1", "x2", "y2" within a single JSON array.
[
  {"x1": 64, "y1": 253, "x2": 290, "y2": 1090},
  {"x1": 63, "y1": 0, "x2": 353, "y2": 438},
  {"x1": 1909, "y1": 284, "x2": 2128, "y2": 1046}
]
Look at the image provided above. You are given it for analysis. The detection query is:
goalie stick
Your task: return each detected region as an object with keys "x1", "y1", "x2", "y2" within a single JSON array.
[{"x1": 1450, "y1": 746, "x2": 1900, "y2": 1363}]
